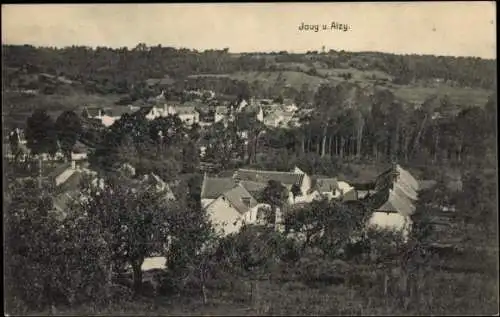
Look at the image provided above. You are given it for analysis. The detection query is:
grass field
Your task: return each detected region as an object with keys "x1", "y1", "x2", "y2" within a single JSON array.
[
  {"x1": 2, "y1": 91, "x2": 127, "y2": 128},
  {"x1": 25, "y1": 267, "x2": 498, "y2": 316}
]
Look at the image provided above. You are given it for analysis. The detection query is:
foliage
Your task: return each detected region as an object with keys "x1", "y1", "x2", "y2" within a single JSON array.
[
  {"x1": 4, "y1": 180, "x2": 112, "y2": 312},
  {"x1": 55, "y1": 110, "x2": 82, "y2": 160},
  {"x1": 77, "y1": 173, "x2": 175, "y2": 293},
  {"x1": 25, "y1": 109, "x2": 58, "y2": 156}
]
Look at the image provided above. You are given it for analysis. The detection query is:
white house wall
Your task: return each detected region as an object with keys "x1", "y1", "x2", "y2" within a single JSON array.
[
  {"x1": 367, "y1": 212, "x2": 412, "y2": 238},
  {"x1": 206, "y1": 196, "x2": 243, "y2": 236}
]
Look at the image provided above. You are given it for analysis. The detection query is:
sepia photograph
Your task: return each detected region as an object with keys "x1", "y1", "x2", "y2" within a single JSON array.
[{"x1": 2, "y1": 2, "x2": 498, "y2": 315}]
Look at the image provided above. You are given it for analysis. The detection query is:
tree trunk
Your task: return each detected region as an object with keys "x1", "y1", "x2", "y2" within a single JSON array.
[
  {"x1": 321, "y1": 125, "x2": 328, "y2": 157},
  {"x1": 357, "y1": 123, "x2": 364, "y2": 159},
  {"x1": 339, "y1": 136, "x2": 345, "y2": 159},
  {"x1": 131, "y1": 259, "x2": 144, "y2": 294},
  {"x1": 329, "y1": 135, "x2": 333, "y2": 156},
  {"x1": 412, "y1": 113, "x2": 428, "y2": 157},
  {"x1": 301, "y1": 135, "x2": 305, "y2": 154}
]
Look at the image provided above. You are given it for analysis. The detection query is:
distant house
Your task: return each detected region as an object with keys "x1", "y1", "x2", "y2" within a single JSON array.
[
  {"x1": 314, "y1": 177, "x2": 357, "y2": 201},
  {"x1": 138, "y1": 106, "x2": 163, "y2": 121},
  {"x1": 82, "y1": 105, "x2": 138, "y2": 127},
  {"x1": 256, "y1": 107, "x2": 264, "y2": 122},
  {"x1": 71, "y1": 140, "x2": 91, "y2": 161},
  {"x1": 176, "y1": 106, "x2": 200, "y2": 125},
  {"x1": 214, "y1": 105, "x2": 229, "y2": 123}
]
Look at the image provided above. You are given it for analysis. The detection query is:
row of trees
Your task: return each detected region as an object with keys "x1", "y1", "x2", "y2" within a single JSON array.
[
  {"x1": 9, "y1": 109, "x2": 83, "y2": 162},
  {"x1": 259, "y1": 83, "x2": 496, "y2": 168}
]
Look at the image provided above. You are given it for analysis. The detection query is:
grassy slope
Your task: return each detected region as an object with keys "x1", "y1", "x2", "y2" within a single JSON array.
[{"x1": 189, "y1": 63, "x2": 492, "y2": 107}]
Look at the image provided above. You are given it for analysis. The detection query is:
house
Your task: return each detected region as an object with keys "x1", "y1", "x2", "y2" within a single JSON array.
[
  {"x1": 214, "y1": 105, "x2": 229, "y2": 123},
  {"x1": 237, "y1": 99, "x2": 249, "y2": 112},
  {"x1": 140, "y1": 106, "x2": 164, "y2": 121},
  {"x1": 176, "y1": 106, "x2": 200, "y2": 125},
  {"x1": 205, "y1": 183, "x2": 260, "y2": 236},
  {"x1": 362, "y1": 164, "x2": 421, "y2": 239},
  {"x1": 366, "y1": 188, "x2": 415, "y2": 239},
  {"x1": 256, "y1": 107, "x2": 264, "y2": 122},
  {"x1": 233, "y1": 166, "x2": 313, "y2": 204},
  {"x1": 71, "y1": 140, "x2": 91, "y2": 161},
  {"x1": 47, "y1": 161, "x2": 75, "y2": 187}
]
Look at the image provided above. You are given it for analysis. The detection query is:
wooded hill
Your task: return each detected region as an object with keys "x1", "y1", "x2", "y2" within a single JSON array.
[{"x1": 2, "y1": 44, "x2": 495, "y2": 107}]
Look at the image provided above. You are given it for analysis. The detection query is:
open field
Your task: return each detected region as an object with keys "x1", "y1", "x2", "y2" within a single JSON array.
[
  {"x1": 2, "y1": 91, "x2": 127, "y2": 128},
  {"x1": 187, "y1": 67, "x2": 493, "y2": 107}
]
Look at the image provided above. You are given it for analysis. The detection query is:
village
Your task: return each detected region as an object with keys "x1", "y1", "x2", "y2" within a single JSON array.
[{"x1": 5, "y1": 86, "x2": 453, "y2": 273}]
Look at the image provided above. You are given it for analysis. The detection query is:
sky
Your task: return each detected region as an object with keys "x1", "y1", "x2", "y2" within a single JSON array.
[{"x1": 1, "y1": 2, "x2": 496, "y2": 59}]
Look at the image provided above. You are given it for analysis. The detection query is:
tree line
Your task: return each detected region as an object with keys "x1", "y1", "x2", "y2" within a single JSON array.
[{"x1": 3, "y1": 44, "x2": 495, "y2": 98}]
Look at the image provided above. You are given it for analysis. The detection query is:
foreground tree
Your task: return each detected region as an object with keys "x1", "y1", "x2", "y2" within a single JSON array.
[
  {"x1": 25, "y1": 109, "x2": 58, "y2": 156},
  {"x1": 5, "y1": 180, "x2": 112, "y2": 312},
  {"x1": 80, "y1": 174, "x2": 175, "y2": 294}
]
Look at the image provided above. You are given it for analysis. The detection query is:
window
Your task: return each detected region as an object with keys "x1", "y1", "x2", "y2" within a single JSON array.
[{"x1": 241, "y1": 197, "x2": 251, "y2": 207}]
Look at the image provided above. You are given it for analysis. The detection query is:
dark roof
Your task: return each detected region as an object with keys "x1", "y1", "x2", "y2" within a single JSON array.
[
  {"x1": 73, "y1": 140, "x2": 90, "y2": 154},
  {"x1": 176, "y1": 106, "x2": 197, "y2": 115},
  {"x1": 107, "y1": 106, "x2": 139, "y2": 117},
  {"x1": 221, "y1": 184, "x2": 258, "y2": 214},
  {"x1": 376, "y1": 190, "x2": 416, "y2": 216},
  {"x1": 233, "y1": 169, "x2": 304, "y2": 187},
  {"x1": 135, "y1": 106, "x2": 154, "y2": 116},
  {"x1": 46, "y1": 162, "x2": 71, "y2": 179},
  {"x1": 83, "y1": 107, "x2": 103, "y2": 118},
  {"x1": 239, "y1": 180, "x2": 267, "y2": 197},
  {"x1": 52, "y1": 190, "x2": 79, "y2": 213},
  {"x1": 316, "y1": 178, "x2": 339, "y2": 193},
  {"x1": 57, "y1": 170, "x2": 84, "y2": 193},
  {"x1": 342, "y1": 189, "x2": 358, "y2": 202},
  {"x1": 200, "y1": 175, "x2": 237, "y2": 199}
]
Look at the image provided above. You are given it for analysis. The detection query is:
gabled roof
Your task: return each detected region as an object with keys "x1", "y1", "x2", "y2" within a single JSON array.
[
  {"x1": 46, "y1": 162, "x2": 72, "y2": 179},
  {"x1": 215, "y1": 105, "x2": 229, "y2": 114},
  {"x1": 138, "y1": 173, "x2": 176, "y2": 201},
  {"x1": 233, "y1": 168, "x2": 304, "y2": 187},
  {"x1": 83, "y1": 107, "x2": 103, "y2": 118},
  {"x1": 395, "y1": 165, "x2": 419, "y2": 191},
  {"x1": 200, "y1": 175, "x2": 237, "y2": 199},
  {"x1": 176, "y1": 106, "x2": 197, "y2": 115},
  {"x1": 375, "y1": 188, "x2": 416, "y2": 217},
  {"x1": 221, "y1": 184, "x2": 258, "y2": 214},
  {"x1": 52, "y1": 190, "x2": 79, "y2": 213}
]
